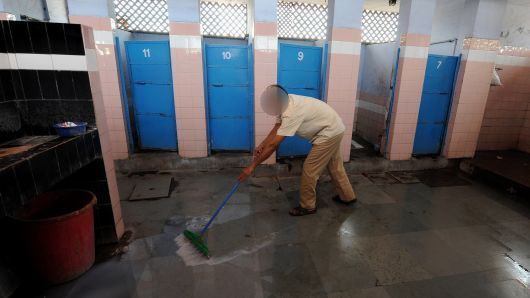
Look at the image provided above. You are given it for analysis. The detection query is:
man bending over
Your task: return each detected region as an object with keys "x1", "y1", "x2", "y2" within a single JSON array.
[{"x1": 238, "y1": 85, "x2": 356, "y2": 216}]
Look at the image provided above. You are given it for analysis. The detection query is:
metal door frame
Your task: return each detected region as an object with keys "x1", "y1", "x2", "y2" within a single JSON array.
[
  {"x1": 439, "y1": 54, "x2": 462, "y2": 154},
  {"x1": 124, "y1": 40, "x2": 177, "y2": 150},
  {"x1": 383, "y1": 48, "x2": 401, "y2": 158},
  {"x1": 115, "y1": 36, "x2": 134, "y2": 152},
  {"x1": 202, "y1": 43, "x2": 254, "y2": 153}
]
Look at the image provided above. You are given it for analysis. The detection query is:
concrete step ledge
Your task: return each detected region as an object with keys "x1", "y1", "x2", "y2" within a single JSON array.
[{"x1": 115, "y1": 152, "x2": 454, "y2": 176}]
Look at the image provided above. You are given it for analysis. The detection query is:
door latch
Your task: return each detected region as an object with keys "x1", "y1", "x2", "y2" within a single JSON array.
[
  {"x1": 212, "y1": 83, "x2": 224, "y2": 87},
  {"x1": 136, "y1": 81, "x2": 147, "y2": 85}
]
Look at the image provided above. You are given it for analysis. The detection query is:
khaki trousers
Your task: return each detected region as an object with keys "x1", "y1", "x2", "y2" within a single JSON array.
[{"x1": 299, "y1": 133, "x2": 355, "y2": 209}]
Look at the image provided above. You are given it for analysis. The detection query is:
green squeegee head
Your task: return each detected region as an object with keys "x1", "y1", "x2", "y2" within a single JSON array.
[{"x1": 183, "y1": 230, "x2": 210, "y2": 258}]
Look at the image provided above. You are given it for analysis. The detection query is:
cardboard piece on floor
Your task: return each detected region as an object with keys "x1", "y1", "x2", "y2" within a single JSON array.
[
  {"x1": 388, "y1": 171, "x2": 421, "y2": 184},
  {"x1": 363, "y1": 172, "x2": 400, "y2": 185},
  {"x1": 129, "y1": 177, "x2": 173, "y2": 201}
]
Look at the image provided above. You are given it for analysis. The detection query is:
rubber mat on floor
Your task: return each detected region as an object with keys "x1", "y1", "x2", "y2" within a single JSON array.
[{"x1": 413, "y1": 169, "x2": 470, "y2": 187}]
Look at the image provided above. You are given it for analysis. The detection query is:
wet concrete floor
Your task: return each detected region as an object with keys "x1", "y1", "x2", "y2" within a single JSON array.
[{"x1": 43, "y1": 169, "x2": 529, "y2": 297}]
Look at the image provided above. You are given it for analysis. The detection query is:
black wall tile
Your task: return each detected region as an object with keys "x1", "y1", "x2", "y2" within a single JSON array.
[
  {"x1": 30, "y1": 149, "x2": 60, "y2": 194},
  {"x1": 12, "y1": 160, "x2": 36, "y2": 205},
  {"x1": 55, "y1": 71, "x2": 75, "y2": 99},
  {"x1": 0, "y1": 78, "x2": 5, "y2": 102},
  {"x1": 55, "y1": 145, "x2": 72, "y2": 178},
  {"x1": 0, "y1": 21, "x2": 14, "y2": 53},
  {"x1": 38, "y1": 70, "x2": 59, "y2": 99},
  {"x1": 19, "y1": 70, "x2": 42, "y2": 100},
  {"x1": 0, "y1": 70, "x2": 15, "y2": 100},
  {"x1": 0, "y1": 167, "x2": 20, "y2": 216},
  {"x1": 27, "y1": 22, "x2": 50, "y2": 54},
  {"x1": 11, "y1": 22, "x2": 32, "y2": 53},
  {"x1": 75, "y1": 136, "x2": 88, "y2": 165},
  {"x1": 93, "y1": 131, "x2": 102, "y2": 157},
  {"x1": 72, "y1": 72, "x2": 92, "y2": 99},
  {"x1": 64, "y1": 24, "x2": 84, "y2": 55},
  {"x1": 46, "y1": 23, "x2": 67, "y2": 55},
  {"x1": 84, "y1": 132, "x2": 95, "y2": 160},
  {"x1": 65, "y1": 139, "x2": 81, "y2": 170},
  {"x1": 0, "y1": 101, "x2": 22, "y2": 144},
  {"x1": 11, "y1": 70, "x2": 24, "y2": 100}
]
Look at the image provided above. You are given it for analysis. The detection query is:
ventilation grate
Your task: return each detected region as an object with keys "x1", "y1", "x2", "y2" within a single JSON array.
[
  {"x1": 114, "y1": 0, "x2": 169, "y2": 33},
  {"x1": 200, "y1": 1, "x2": 248, "y2": 38},
  {"x1": 277, "y1": 1, "x2": 328, "y2": 40},
  {"x1": 361, "y1": 10, "x2": 399, "y2": 43}
]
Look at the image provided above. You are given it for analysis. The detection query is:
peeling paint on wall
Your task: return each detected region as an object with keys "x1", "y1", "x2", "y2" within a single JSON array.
[{"x1": 501, "y1": 3, "x2": 530, "y2": 47}]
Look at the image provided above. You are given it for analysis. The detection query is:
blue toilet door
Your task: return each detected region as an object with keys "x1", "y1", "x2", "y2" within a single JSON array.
[
  {"x1": 278, "y1": 43, "x2": 323, "y2": 157},
  {"x1": 205, "y1": 45, "x2": 251, "y2": 151},
  {"x1": 413, "y1": 54, "x2": 459, "y2": 155},
  {"x1": 125, "y1": 41, "x2": 177, "y2": 150}
]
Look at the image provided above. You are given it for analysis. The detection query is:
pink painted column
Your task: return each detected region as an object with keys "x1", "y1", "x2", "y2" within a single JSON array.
[
  {"x1": 382, "y1": 0, "x2": 437, "y2": 160},
  {"x1": 69, "y1": 16, "x2": 129, "y2": 161},
  {"x1": 385, "y1": 34, "x2": 431, "y2": 160},
  {"x1": 70, "y1": 17, "x2": 125, "y2": 240},
  {"x1": 325, "y1": 0, "x2": 365, "y2": 161},
  {"x1": 325, "y1": 28, "x2": 362, "y2": 161},
  {"x1": 442, "y1": 0, "x2": 507, "y2": 158},
  {"x1": 442, "y1": 38, "x2": 500, "y2": 158},
  {"x1": 169, "y1": 23, "x2": 208, "y2": 158},
  {"x1": 254, "y1": 22, "x2": 278, "y2": 164}
]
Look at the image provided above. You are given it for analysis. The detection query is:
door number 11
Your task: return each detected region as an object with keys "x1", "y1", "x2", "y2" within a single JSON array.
[{"x1": 142, "y1": 48, "x2": 151, "y2": 58}]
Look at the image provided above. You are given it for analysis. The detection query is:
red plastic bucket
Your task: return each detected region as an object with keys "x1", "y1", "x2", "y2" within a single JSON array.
[{"x1": 12, "y1": 190, "x2": 97, "y2": 284}]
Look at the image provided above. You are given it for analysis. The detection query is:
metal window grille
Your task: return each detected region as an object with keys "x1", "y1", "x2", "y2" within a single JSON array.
[
  {"x1": 361, "y1": 10, "x2": 399, "y2": 43},
  {"x1": 200, "y1": 1, "x2": 247, "y2": 38},
  {"x1": 114, "y1": 0, "x2": 169, "y2": 33},
  {"x1": 277, "y1": 1, "x2": 328, "y2": 40}
]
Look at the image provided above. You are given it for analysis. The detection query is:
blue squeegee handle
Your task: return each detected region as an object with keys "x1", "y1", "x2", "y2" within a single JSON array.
[{"x1": 200, "y1": 181, "x2": 241, "y2": 236}]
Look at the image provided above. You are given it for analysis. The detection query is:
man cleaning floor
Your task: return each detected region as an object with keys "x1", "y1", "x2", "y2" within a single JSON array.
[{"x1": 238, "y1": 85, "x2": 356, "y2": 216}]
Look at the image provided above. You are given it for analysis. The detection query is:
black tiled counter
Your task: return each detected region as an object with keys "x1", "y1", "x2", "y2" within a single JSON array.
[{"x1": 0, "y1": 129, "x2": 101, "y2": 217}]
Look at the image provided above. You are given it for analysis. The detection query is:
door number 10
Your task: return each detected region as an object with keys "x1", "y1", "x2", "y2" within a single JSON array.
[
  {"x1": 142, "y1": 48, "x2": 151, "y2": 58},
  {"x1": 222, "y1": 51, "x2": 232, "y2": 60}
]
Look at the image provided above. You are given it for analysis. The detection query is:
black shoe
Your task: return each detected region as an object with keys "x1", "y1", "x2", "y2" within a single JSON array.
[
  {"x1": 332, "y1": 195, "x2": 357, "y2": 205},
  {"x1": 289, "y1": 206, "x2": 317, "y2": 216}
]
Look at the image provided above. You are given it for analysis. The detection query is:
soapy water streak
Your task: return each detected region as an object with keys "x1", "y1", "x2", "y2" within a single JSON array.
[{"x1": 175, "y1": 233, "x2": 275, "y2": 267}]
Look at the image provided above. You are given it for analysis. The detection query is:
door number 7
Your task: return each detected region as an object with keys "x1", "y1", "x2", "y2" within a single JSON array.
[{"x1": 436, "y1": 61, "x2": 442, "y2": 69}]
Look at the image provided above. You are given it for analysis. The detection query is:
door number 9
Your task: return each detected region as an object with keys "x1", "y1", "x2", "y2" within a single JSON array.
[
  {"x1": 222, "y1": 51, "x2": 232, "y2": 60},
  {"x1": 297, "y1": 51, "x2": 304, "y2": 61}
]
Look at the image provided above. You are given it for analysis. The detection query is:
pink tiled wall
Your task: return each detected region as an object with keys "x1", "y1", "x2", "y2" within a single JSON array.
[
  {"x1": 385, "y1": 33, "x2": 430, "y2": 160},
  {"x1": 519, "y1": 109, "x2": 530, "y2": 153},
  {"x1": 77, "y1": 23, "x2": 124, "y2": 240},
  {"x1": 443, "y1": 38, "x2": 499, "y2": 158},
  {"x1": 325, "y1": 28, "x2": 362, "y2": 161},
  {"x1": 0, "y1": 12, "x2": 14, "y2": 20},
  {"x1": 254, "y1": 22, "x2": 278, "y2": 164},
  {"x1": 169, "y1": 22, "x2": 208, "y2": 158},
  {"x1": 355, "y1": 93, "x2": 387, "y2": 145},
  {"x1": 70, "y1": 15, "x2": 129, "y2": 161},
  {"x1": 477, "y1": 50, "x2": 530, "y2": 151}
]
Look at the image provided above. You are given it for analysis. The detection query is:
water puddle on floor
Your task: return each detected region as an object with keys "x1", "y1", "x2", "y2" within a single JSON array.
[{"x1": 174, "y1": 233, "x2": 275, "y2": 267}]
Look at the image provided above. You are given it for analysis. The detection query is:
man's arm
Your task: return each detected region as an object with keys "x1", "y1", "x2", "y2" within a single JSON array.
[
  {"x1": 254, "y1": 123, "x2": 281, "y2": 158},
  {"x1": 239, "y1": 134, "x2": 284, "y2": 181}
]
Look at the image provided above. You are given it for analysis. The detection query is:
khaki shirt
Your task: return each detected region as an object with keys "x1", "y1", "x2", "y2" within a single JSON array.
[{"x1": 276, "y1": 94, "x2": 345, "y2": 144}]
